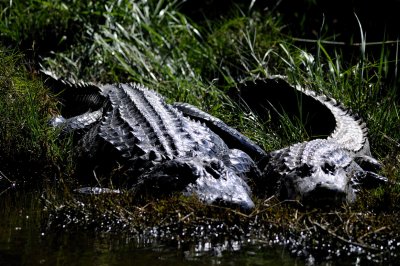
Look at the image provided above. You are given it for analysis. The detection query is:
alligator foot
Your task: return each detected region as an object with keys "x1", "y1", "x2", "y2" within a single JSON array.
[
  {"x1": 352, "y1": 171, "x2": 388, "y2": 190},
  {"x1": 74, "y1": 187, "x2": 121, "y2": 195}
]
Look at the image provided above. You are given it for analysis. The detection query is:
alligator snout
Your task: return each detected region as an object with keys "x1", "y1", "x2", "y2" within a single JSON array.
[
  {"x1": 183, "y1": 164, "x2": 255, "y2": 211},
  {"x1": 302, "y1": 183, "x2": 348, "y2": 207},
  {"x1": 284, "y1": 166, "x2": 356, "y2": 207}
]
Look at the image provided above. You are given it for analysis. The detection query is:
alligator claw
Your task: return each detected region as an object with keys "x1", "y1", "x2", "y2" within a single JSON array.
[
  {"x1": 74, "y1": 187, "x2": 121, "y2": 195},
  {"x1": 353, "y1": 170, "x2": 388, "y2": 189}
]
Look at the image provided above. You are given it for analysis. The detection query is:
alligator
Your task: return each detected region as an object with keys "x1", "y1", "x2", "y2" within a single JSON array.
[
  {"x1": 230, "y1": 78, "x2": 388, "y2": 206},
  {"x1": 45, "y1": 72, "x2": 268, "y2": 210},
  {"x1": 44, "y1": 72, "x2": 387, "y2": 209}
]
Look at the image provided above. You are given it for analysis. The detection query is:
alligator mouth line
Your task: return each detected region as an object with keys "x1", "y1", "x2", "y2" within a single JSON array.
[{"x1": 302, "y1": 187, "x2": 348, "y2": 207}]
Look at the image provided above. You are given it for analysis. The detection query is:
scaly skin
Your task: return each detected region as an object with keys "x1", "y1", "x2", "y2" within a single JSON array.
[
  {"x1": 45, "y1": 72, "x2": 387, "y2": 208},
  {"x1": 45, "y1": 72, "x2": 264, "y2": 210},
  {"x1": 238, "y1": 79, "x2": 387, "y2": 207}
]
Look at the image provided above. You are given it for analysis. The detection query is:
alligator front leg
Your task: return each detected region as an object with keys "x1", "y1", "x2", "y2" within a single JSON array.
[
  {"x1": 353, "y1": 170, "x2": 388, "y2": 189},
  {"x1": 348, "y1": 160, "x2": 388, "y2": 190}
]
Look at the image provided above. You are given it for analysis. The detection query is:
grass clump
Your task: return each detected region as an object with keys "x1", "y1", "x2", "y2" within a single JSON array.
[
  {"x1": 41, "y1": 0, "x2": 222, "y2": 107},
  {"x1": 40, "y1": 0, "x2": 287, "y2": 109},
  {"x1": 0, "y1": 48, "x2": 72, "y2": 182},
  {"x1": 0, "y1": 0, "x2": 107, "y2": 55}
]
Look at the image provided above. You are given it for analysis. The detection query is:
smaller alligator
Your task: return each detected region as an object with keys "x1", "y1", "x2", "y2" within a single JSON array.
[
  {"x1": 232, "y1": 79, "x2": 388, "y2": 206},
  {"x1": 45, "y1": 72, "x2": 387, "y2": 209}
]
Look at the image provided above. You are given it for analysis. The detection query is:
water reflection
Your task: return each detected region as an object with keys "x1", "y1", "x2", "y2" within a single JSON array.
[{"x1": 0, "y1": 191, "x2": 300, "y2": 266}]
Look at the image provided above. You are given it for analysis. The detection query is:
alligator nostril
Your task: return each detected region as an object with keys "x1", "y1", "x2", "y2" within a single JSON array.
[
  {"x1": 205, "y1": 165, "x2": 221, "y2": 179},
  {"x1": 210, "y1": 160, "x2": 220, "y2": 170},
  {"x1": 298, "y1": 163, "x2": 313, "y2": 177},
  {"x1": 322, "y1": 162, "x2": 336, "y2": 174}
]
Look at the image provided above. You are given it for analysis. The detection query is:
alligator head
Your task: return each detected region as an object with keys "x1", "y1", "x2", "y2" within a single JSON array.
[
  {"x1": 134, "y1": 157, "x2": 255, "y2": 211},
  {"x1": 282, "y1": 161, "x2": 356, "y2": 207},
  {"x1": 276, "y1": 138, "x2": 387, "y2": 207},
  {"x1": 278, "y1": 139, "x2": 359, "y2": 207}
]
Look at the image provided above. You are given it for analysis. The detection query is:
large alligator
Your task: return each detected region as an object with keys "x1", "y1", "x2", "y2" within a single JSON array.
[
  {"x1": 45, "y1": 73, "x2": 268, "y2": 210},
  {"x1": 44, "y1": 73, "x2": 387, "y2": 209}
]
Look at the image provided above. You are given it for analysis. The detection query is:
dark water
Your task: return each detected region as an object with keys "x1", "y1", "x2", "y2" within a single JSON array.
[{"x1": 0, "y1": 191, "x2": 302, "y2": 266}]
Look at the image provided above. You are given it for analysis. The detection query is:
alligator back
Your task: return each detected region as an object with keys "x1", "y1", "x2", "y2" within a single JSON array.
[{"x1": 93, "y1": 83, "x2": 229, "y2": 161}]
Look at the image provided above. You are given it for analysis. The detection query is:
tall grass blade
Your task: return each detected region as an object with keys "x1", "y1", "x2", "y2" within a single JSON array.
[{"x1": 354, "y1": 13, "x2": 366, "y2": 98}]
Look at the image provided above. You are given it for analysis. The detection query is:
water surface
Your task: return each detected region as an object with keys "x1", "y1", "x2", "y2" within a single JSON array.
[{"x1": 0, "y1": 190, "x2": 302, "y2": 266}]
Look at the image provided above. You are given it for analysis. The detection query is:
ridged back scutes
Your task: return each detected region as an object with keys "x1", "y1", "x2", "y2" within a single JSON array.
[
  {"x1": 321, "y1": 97, "x2": 367, "y2": 153},
  {"x1": 284, "y1": 139, "x2": 353, "y2": 171},
  {"x1": 298, "y1": 86, "x2": 368, "y2": 153},
  {"x1": 173, "y1": 102, "x2": 268, "y2": 161},
  {"x1": 98, "y1": 108, "x2": 141, "y2": 158},
  {"x1": 99, "y1": 83, "x2": 220, "y2": 160}
]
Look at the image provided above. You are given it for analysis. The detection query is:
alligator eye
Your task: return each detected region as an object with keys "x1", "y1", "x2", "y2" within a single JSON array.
[
  {"x1": 205, "y1": 160, "x2": 223, "y2": 179},
  {"x1": 322, "y1": 162, "x2": 336, "y2": 174},
  {"x1": 298, "y1": 163, "x2": 313, "y2": 177},
  {"x1": 210, "y1": 160, "x2": 220, "y2": 170}
]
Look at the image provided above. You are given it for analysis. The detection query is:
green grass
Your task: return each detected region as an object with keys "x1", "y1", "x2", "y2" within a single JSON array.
[
  {"x1": 0, "y1": 0, "x2": 106, "y2": 54},
  {"x1": 0, "y1": 0, "x2": 400, "y2": 263},
  {"x1": 0, "y1": 49, "x2": 73, "y2": 182}
]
